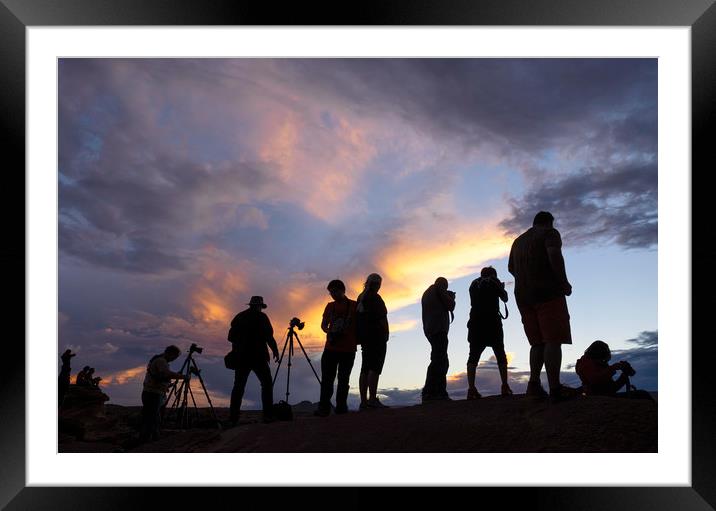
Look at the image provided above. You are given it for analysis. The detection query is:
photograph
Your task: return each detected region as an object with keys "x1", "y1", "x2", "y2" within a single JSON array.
[{"x1": 56, "y1": 57, "x2": 659, "y2": 454}]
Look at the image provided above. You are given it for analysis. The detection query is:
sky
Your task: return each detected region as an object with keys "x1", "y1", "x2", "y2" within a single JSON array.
[{"x1": 58, "y1": 58, "x2": 658, "y2": 407}]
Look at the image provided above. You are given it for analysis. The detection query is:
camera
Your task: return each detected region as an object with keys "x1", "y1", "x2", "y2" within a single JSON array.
[
  {"x1": 289, "y1": 317, "x2": 305, "y2": 330},
  {"x1": 189, "y1": 343, "x2": 203, "y2": 354},
  {"x1": 447, "y1": 290, "x2": 456, "y2": 299},
  {"x1": 620, "y1": 361, "x2": 636, "y2": 377}
]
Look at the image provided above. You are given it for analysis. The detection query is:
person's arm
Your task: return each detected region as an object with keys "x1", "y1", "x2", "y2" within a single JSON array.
[
  {"x1": 154, "y1": 358, "x2": 184, "y2": 380},
  {"x1": 321, "y1": 303, "x2": 332, "y2": 334},
  {"x1": 545, "y1": 230, "x2": 572, "y2": 296},
  {"x1": 498, "y1": 282, "x2": 508, "y2": 303},
  {"x1": 442, "y1": 289, "x2": 456, "y2": 312},
  {"x1": 264, "y1": 315, "x2": 280, "y2": 360}
]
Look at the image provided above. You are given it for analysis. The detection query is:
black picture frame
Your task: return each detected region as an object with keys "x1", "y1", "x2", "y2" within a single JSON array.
[{"x1": 2, "y1": 0, "x2": 714, "y2": 508}]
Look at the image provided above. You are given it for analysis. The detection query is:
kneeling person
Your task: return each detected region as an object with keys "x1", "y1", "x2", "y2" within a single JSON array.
[{"x1": 576, "y1": 340, "x2": 645, "y2": 397}]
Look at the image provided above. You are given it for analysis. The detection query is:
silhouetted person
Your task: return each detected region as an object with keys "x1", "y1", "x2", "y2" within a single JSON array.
[
  {"x1": 576, "y1": 340, "x2": 647, "y2": 397},
  {"x1": 508, "y1": 211, "x2": 575, "y2": 402},
  {"x1": 58, "y1": 349, "x2": 75, "y2": 408},
  {"x1": 76, "y1": 366, "x2": 91, "y2": 386},
  {"x1": 421, "y1": 277, "x2": 456, "y2": 402},
  {"x1": 139, "y1": 345, "x2": 186, "y2": 443},
  {"x1": 228, "y1": 296, "x2": 280, "y2": 425},
  {"x1": 466, "y1": 267, "x2": 513, "y2": 399},
  {"x1": 356, "y1": 273, "x2": 390, "y2": 409},
  {"x1": 314, "y1": 279, "x2": 358, "y2": 417}
]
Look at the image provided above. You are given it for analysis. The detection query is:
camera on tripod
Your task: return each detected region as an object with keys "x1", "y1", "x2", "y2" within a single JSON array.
[
  {"x1": 189, "y1": 343, "x2": 203, "y2": 354},
  {"x1": 289, "y1": 317, "x2": 305, "y2": 330}
]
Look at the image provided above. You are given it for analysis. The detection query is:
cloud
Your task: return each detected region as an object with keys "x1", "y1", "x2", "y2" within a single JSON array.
[{"x1": 499, "y1": 162, "x2": 657, "y2": 249}]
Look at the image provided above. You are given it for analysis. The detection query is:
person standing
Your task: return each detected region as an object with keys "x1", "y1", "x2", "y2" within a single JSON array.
[
  {"x1": 58, "y1": 349, "x2": 75, "y2": 408},
  {"x1": 466, "y1": 267, "x2": 512, "y2": 399},
  {"x1": 227, "y1": 296, "x2": 280, "y2": 425},
  {"x1": 356, "y1": 273, "x2": 390, "y2": 409},
  {"x1": 139, "y1": 345, "x2": 186, "y2": 443},
  {"x1": 508, "y1": 211, "x2": 575, "y2": 401},
  {"x1": 420, "y1": 277, "x2": 456, "y2": 402},
  {"x1": 314, "y1": 279, "x2": 359, "y2": 417}
]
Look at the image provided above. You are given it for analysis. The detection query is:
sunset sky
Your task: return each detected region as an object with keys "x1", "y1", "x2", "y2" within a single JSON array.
[{"x1": 58, "y1": 58, "x2": 657, "y2": 407}]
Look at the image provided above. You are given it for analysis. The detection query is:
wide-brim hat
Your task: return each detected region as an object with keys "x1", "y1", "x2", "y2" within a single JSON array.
[{"x1": 247, "y1": 296, "x2": 268, "y2": 308}]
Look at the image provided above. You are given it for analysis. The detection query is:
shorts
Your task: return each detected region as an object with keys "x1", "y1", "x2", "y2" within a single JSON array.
[
  {"x1": 360, "y1": 342, "x2": 387, "y2": 375},
  {"x1": 467, "y1": 326, "x2": 506, "y2": 366},
  {"x1": 517, "y1": 295, "x2": 572, "y2": 345}
]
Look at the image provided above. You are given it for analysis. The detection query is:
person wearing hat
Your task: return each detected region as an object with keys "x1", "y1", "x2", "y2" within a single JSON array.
[{"x1": 227, "y1": 296, "x2": 280, "y2": 425}]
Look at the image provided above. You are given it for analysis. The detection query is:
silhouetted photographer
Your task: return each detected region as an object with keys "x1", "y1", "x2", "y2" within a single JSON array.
[
  {"x1": 139, "y1": 345, "x2": 187, "y2": 443},
  {"x1": 421, "y1": 277, "x2": 456, "y2": 402},
  {"x1": 466, "y1": 267, "x2": 512, "y2": 399},
  {"x1": 575, "y1": 340, "x2": 651, "y2": 399},
  {"x1": 58, "y1": 349, "x2": 76, "y2": 408},
  {"x1": 356, "y1": 273, "x2": 390, "y2": 409},
  {"x1": 226, "y1": 296, "x2": 280, "y2": 425},
  {"x1": 315, "y1": 279, "x2": 358, "y2": 417}
]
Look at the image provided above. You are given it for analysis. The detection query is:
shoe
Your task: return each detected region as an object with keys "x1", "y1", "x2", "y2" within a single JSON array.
[
  {"x1": 501, "y1": 384, "x2": 513, "y2": 397},
  {"x1": 549, "y1": 384, "x2": 580, "y2": 403},
  {"x1": 367, "y1": 398, "x2": 389, "y2": 408},
  {"x1": 466, "y1": 387, "x2": 482, "y2": 400},
  {"x1": 526, "y1": 380, "x2": 548, "y2": 398},
  {"x1": 334, "y1": 406, "x2": 349, "y2": 415},
  {"x1": 313, "y1": 407, "x2": 330, "y2": 417},
  {"x1": 359, "y1": 401, "x2": 370, "y2": 410}
]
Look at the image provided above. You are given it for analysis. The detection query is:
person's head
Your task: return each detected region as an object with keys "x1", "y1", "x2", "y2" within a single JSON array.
[
  {"x1": 82, "y1": 366, "x2": 90, "y2": 372},
  {"x1": 584, "y1": 340, "x2": 611, "y2": 362},
  {"x1": 88, "y1": 368, "x2": 95, "y2": 375},
  {"x1": 327, "y1": 279, "x2": 346, "y2": 301},
  {"x1": 246, "y1": 295, "x2": 268, "y2": 310},
  {"x1": 164, "y1": 345, "x2": 182, "y2": 362},
  {"x1": 364, "y1": 273, "x2": 382, "y2": 293},
  {"x1": 533, "y1": 211, "x2": 555, "y2": 228},
  {"x1": 480, "y1": 266, "x2": 498, "y2": 279},
  {"x1": 434, "y1": 277, "x2": 448, "y2": 291}
]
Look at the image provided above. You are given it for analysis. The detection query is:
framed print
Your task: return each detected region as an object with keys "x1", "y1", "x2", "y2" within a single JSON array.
[{"x1": 2, "y1": 0, "x2": 715, "y2": 508}]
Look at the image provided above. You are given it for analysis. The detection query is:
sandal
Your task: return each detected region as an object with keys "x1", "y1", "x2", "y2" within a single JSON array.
[{"x1": 466, "y1": 387, "x2": 482, "y2": 400}]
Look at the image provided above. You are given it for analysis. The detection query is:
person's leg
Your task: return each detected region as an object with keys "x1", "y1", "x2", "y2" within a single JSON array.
[
  {"x1": 543, "y1": 342, "x2": 562, "y2": 392},
  {"x1": 230, "y1": 365, "x2": 251, "y2": 423},
  {"x1": 335, "y1": 352, "x2": 356, "y2": 413},
  {"x1": 422, "y1": 334, "x2": 438, "y2": 398},
  {"x1": 359, "y1": 347, "x2": 369, "y2": 405},
  {"x1": 466, "y1": 341, "x2": 485, "y2": 399},
  {"x1": 368, "y1": 371, "x2": 379, "y2": 401},
  {"x1": 318, "y1": 350, "x2": 339, "y2": 413},
  {"x1": 139, "y1": 391, "x2": 161, "y2": 442},
  {"x1": 253, "y1": 360, "x2": 275, "y2": 420},
  {"x1": 436, "y1": 332, "x2": 450, "y2": 397},
  {"x1": 368, "y1": 343, "x2": 387, "y2": 404},
  {"x1": 529, "y1": 344, "x2": 545, "y2": 384}
]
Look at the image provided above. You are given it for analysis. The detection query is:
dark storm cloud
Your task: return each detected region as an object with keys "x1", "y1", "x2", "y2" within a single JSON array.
[
  {"x1": 499, "y1": 162, "x2": 657, "y2": 249},
  {"x1": 283, "y1": 58, "x2": 656, "y2": 155}
]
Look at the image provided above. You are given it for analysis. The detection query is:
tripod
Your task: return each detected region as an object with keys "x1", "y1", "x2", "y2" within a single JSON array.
[
  {"x1": 164, "y1": 345, "x2": 220, "y2": 430},
  {"x1": 273, "y1": 321, "x2": 321, "y2": 404}
]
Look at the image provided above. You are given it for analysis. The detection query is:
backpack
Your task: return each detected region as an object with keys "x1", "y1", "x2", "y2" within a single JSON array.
[{"x1": 272, "y1": 400, "x2": 293, "y2": 421}]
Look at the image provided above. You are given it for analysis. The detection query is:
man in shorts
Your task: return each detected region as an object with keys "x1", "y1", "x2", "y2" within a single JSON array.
[{"x1": 508, "y1": 211, "x2": 574, "y2": 401}]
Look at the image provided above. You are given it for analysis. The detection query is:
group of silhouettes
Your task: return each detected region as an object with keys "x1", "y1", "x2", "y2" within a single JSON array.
[{"x1": 59, "y1": 211, "x2": 648, "y2": 442}]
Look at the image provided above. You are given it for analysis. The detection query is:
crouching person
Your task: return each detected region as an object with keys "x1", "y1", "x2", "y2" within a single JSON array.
[
  {"x1": 139, "y1": 345, "x2": 186, "y2": 443},
  {"x1": 575, "y1": 340, "x2": 651, "y2": 399}
]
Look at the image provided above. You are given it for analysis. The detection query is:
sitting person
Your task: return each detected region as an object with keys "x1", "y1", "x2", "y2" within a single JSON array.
[
  {"x1": 575, "y1": 340, "x2": 634, "y2": 396},
  {"x1": 75, "y1": 366, "x2": 91, "y2": 386}
]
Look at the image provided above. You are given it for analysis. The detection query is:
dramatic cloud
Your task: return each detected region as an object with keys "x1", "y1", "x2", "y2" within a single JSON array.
[
  {"x1": 58, "y1": 58, "x2": 657, "y2": 405},
  {"x1": 499, "y1": 162, "x2": 657, "y2": 249}
]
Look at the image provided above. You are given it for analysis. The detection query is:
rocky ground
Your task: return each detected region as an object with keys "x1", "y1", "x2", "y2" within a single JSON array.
[{"x1": 58, "y1": 390, "x2": 657, "y2": 453}]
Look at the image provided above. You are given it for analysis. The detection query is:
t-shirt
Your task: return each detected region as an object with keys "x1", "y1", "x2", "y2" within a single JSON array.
[
  {"x1": 421, "y1": 284, "x2": 456, "y2": 336},
  {"x1": 575, "y1": 356, "x2": 618, "y2": 394},
  {"x1": 322, "y1": 298, "x2": 358, "y2": 353},
  {"x1": 468, "y1": 277, "x2": 508, "y2": 329},
  {"x1": 355, "y1": 292, "x2": 389, "y2": 345},
  {"x1": 143, "y1": 355, "x2": 174, "y2": 395},
  {"x1": 508, "y1": 226, "x2": 565, "y2": 305}
]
